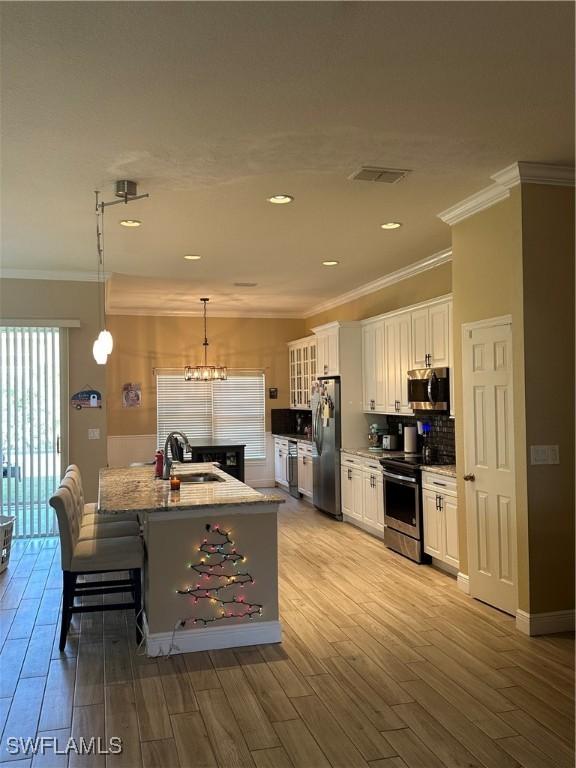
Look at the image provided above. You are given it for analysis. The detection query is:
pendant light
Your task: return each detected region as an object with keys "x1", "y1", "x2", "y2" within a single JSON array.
[
  {"x1": 184, "y1": 298, "x2": 227, "y2": 381},
  {"x1": 92, "y1": 182, "x2": 149, "y2": 365}
]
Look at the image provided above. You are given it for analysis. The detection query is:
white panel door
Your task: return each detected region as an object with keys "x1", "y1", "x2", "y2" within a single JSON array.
[
  {"x1": 429, "y1": 302, "x2": 450, "y2": 367},
  {"x1": 462, "y1": 318, "x2": 517, "y2": 615},
  {"x1": 362, "y1": 471, "x2": 379, "y2": 527},
  {"x1": 341, "y1": 465, "x2": 360, "y2": 520}
]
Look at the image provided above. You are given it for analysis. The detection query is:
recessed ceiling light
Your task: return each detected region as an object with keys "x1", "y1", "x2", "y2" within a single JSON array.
[
  {"x1": 380, "y1": 222, "x2": 402, "y2": 230},
  {"x1": 322, "y1": 260, "x2": 339, "y2": 266},
  {"x1": 183, "y1": 254, "x2": 202, "y2": 261},
  {"x1": 120, "y1": 219, "x2": 142, "y2": 228},
  {"x1": 267, "y1": 194, "x2": 294, "y2": 205}
]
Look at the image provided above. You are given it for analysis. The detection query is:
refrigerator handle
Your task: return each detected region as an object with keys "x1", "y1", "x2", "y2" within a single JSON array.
[{"x1": 313, "y1": 400, "x2": 323, "y2": 455}]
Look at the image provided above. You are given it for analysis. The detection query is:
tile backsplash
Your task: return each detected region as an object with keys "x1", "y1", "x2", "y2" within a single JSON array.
[{"x1": 386, "y1": 414, "x2": 455, "y2": 464}]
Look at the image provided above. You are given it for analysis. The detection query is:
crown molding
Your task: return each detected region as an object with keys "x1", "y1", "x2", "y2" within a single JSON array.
[
  {"x1": 492, "y1": 161, "x2": 575, "y2": 189},
  {"x1": 437, "y1": 183, "x2": 510, "y2": 226},
  {"x1": 105, "y1": 306, "x2": 303, "y2": 319},
  {"x1": 439, "y1": 162, "x2": 575, "y2": 226},
  {"x1": 0, "y1": 269, "x2": 110, "y2": 282},
  {"x1": 302, "y1": 248, "x2": 452, "y2": 319}
]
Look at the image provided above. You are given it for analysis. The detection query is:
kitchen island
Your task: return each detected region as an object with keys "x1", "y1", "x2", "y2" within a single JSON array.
[{"x1": 98, "y1": 463, "x2": 284, "y2": 655}]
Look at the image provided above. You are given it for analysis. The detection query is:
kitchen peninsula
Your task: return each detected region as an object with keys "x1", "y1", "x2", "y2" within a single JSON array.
[{"x1": 98, "y1": 463, "x2": 283, "y2": 655}]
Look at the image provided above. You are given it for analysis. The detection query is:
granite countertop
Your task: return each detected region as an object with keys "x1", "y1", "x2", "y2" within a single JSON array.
[
  {"x1": 273, "y1": 433, "x2": 313, "y2": 443},
  {"x1": 98, "y1": 463, "x2": 284, "y2": 515},
  {"x1": 341, "y1": 448, "x2": 457, "y2": 477},
  {"x1": 421, "y1": 464, "x2": 457, "y2": 478}
]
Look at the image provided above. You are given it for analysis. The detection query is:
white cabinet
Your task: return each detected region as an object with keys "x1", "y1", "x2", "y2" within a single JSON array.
[
  {"x1": 341, "y1": 453, "x2": 384, "y2": 535},
  {"x1": 341, "y1": 462, "x2": 363, "y2": 522},
  {"x1": 422, "y1": 471, "x2": 459, "y2": 569},
  {"x1": 362, "y1": 320, "x2": 386, "y2": 413},
  {"x1": 297, "y1": 442, "x2": 314, "y2": 498},
  {"x1": 314, "y1": 323, "x2": 339, "y2": 377},
  {"x1": 288, "y1": 336, "x2": 317, "y2": 409},
  {"x1": 274, "y1": 438, "x2": 289, "y2": 487},
  {"x1": 384, "y1": 312, "x2": 412, "y2": 414},
  {"x1": 362, "y1": 464, "x2": 384, "y2": 533},
  {"x1": 411, "y1": 300, "x2": 451, "y2": 369},
  {"x1": 361, "y1": 296, "x2": 453, "y2": 417}
]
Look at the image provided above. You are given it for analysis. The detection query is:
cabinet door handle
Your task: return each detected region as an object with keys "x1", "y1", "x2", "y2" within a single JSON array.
[
  {"x1": 347, "y1": 468, "x2": 352, "y2": 480},
  {"x1": 435, "y1": 494, "x2": 439, "y2": 510},
  {"x1": 438, "y1": 495, "x2": 443, "y2": 511},
  {"x1": 463, "y1": 473, "x2": 476, "y2": 482}
]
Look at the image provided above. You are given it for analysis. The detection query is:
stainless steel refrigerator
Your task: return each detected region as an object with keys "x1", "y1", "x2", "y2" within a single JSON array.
[{"x1": 311, "y1": 377, "x2": 342, "y2": 519}]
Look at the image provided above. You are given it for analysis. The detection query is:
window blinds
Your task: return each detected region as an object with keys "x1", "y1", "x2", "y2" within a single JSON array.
[{"x1": 157, "y1": 373, "x2": 266, "y2": 460}]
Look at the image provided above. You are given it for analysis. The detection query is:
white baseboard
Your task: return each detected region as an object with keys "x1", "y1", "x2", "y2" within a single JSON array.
[
  {"x1": 431, "y1": 558, "x2": 458, "y2": 577},
  {"x1": 515, "y1": 609, "x2": 575, "y2": 636},
  {"x1": 145, "y1": 619, "x2": 282, "y2": 656},
  {"x1": 457, "y1": 572, "x2": 470, "y2": 594}
]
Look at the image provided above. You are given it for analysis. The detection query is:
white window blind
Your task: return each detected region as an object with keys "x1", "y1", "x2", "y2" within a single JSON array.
[{"x1": 157, "y1": 373, "x2": 266, "y2": 460}]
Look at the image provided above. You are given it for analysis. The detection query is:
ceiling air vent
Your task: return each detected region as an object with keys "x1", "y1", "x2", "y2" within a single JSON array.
[{"x1": 349, "y1": 166, "x2": 410, "y2": 184}]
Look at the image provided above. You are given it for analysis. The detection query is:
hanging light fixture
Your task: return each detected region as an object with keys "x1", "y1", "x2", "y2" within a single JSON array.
[
  {"x1": 92, "y1": 182, "x2": 150, "y2": 365},
  {"x1": 184, "y1": 298, "x2": 227, "y2": 381}
]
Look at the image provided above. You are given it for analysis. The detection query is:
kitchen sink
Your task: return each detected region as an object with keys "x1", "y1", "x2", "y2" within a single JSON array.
[{"x1": 175, "y1": 472, "x2": 225, "y2": 484}]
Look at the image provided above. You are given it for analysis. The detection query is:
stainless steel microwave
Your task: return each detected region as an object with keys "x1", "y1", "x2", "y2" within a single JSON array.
[{"x1": 407, "y1": 367, "x2": 449, "y2": 412}]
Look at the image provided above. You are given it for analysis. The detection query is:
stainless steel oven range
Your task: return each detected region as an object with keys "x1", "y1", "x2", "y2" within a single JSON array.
[{"x1": 381, "y1": 455, "x2": 429, "y2": 563}]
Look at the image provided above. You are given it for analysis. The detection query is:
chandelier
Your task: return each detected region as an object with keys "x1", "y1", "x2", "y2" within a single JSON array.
[{"x1": 184, "y1": 298, "x2": 227, "y2": 381}]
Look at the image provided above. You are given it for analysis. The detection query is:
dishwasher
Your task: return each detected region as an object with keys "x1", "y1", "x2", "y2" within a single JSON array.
[{"x1": 287, "y1": 439, "x2": 300, "y2": 498}]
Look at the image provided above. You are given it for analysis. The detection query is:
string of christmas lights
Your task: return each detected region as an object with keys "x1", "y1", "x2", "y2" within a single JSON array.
[{"x1": 175, "y1": 523, "x2": 263, "y2": 627}]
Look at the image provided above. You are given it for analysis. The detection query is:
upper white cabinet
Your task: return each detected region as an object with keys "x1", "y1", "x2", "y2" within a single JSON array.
[
  {"x1": 411, "y1": 300, "x2": 451, "y2": 369},
  {"x1": 361, "y1": 295, "x2": 453, "y2": 417},
  {"x1": 288, "y1": 336, "x2": 317, "y2": 409},
  {"x1": 314, "y1": 323, "x2": 340, "y2": 377},
  {"x1": 384, "y1": 312, "x2": 412, "y2": 414},
  {"x1": 362, "y1": 320, "x2": 386, "y2": 412}
]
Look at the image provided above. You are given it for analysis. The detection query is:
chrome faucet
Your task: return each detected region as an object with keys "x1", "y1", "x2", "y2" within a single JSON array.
[{"x1": 163, "y1": 430, "x2": 191, "y2": 479}]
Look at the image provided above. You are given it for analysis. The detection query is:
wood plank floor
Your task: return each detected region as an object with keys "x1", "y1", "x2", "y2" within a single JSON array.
[{"x1": 0, "y1": 491, "x2": 573, "y2": 767}]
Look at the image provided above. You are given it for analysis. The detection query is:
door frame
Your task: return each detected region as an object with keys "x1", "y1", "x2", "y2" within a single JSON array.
[{"x1": 461, "y1": 314, "x2": 518, "y2": 616}]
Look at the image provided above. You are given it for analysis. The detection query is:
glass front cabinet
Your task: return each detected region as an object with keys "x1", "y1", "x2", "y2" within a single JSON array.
[{"x1": 287, "y1": 336, "x2": 317, "y2": 409}]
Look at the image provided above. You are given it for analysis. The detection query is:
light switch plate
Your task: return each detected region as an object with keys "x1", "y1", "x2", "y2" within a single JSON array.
[
  {"x1": 88, "y1": 428, "x2": 100, "y2": 440},
  {"x1": 530, "y1": 445, "x2": 560, "y2": 465}
]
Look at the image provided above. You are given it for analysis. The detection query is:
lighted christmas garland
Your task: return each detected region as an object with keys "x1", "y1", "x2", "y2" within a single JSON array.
[{"x1": 175, "y1": 523, "x2": 263, "y2": 627}]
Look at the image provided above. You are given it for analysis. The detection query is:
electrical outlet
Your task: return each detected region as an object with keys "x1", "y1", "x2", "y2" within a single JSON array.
[
  {"x1": 88, "y1": 428, "x2": 100, "y2": 440},
  {"x1": 530, "y1": 445, "x2": 560, "y2": 465}
]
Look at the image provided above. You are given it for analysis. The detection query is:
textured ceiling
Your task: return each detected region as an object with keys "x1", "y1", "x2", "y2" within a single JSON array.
[{"x1": 1, "y1": 2, "x2": 574, "y2": 315}]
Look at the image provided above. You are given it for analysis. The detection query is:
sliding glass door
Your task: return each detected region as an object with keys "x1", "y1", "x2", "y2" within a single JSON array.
[{"x1": 0, "y1": 327, "x2": 62, "y2": 538}]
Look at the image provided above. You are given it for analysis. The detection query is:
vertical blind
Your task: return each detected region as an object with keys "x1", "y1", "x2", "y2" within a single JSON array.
[
  {"x1": 157, "y1": 372, "x2": 266, "y2": 460},
  {"x1": 0, "y1": 327, "x2": 61, "y2": 538}
]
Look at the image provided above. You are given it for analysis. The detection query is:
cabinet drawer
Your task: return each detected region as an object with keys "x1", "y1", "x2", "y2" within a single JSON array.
[
  {"x1": 341, "y1": 452, "x2": 362, "y2": 468},
  {"x1": 422, "y1": 471, "x2": 457, "y2": 495},
  {"x1": 361, "y1": 458, "x2": 382, "y2": 473}
]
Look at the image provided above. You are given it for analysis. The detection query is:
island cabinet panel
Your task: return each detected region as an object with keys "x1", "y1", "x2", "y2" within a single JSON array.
[{"x1": 98, "y1": 464, "x2": 282, "y2": 655}]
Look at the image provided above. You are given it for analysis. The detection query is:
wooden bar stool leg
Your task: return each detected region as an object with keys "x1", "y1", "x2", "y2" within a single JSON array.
[
  {"x1": 133, "y1": 568, "x2": 143, "y2": 644},
  {"x1": 59, "y1": 571, "x2": 77, "y2": 651}
]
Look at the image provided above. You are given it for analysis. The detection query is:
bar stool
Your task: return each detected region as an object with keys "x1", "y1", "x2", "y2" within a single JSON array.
[
  {"x1": 65, "y1": 464, "x2": 139, "y2": 524},
  {"x1": 60, "y1": 473, "x2": 140, "y2": 540},
  {"x1": 49, "y1": 485, "x2": 144, "y2": 650}
]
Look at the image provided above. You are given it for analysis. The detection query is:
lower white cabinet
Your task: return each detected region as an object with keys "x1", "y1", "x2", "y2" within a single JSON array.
[
  {"x1": 341, "y1": 453, "x2": 384, "y2": 535},
  {"x1": 297, "y1": 442, "x2": 314, "y2": 498},
  {"x1": 274, "y1": 438, "x2": 289, "y2": 487},
  {"x1": 422, "y1": 470, "x2": 459, "y2": 569}
]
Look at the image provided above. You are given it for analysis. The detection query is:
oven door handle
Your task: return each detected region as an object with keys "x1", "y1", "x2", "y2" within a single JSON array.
[{"x1": 381, "y1": 469, "x2": 417, "y2": 485}]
